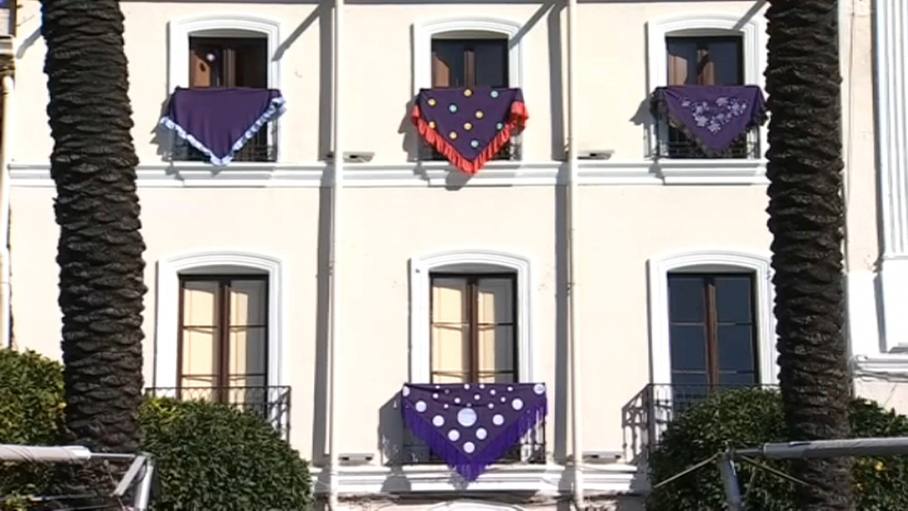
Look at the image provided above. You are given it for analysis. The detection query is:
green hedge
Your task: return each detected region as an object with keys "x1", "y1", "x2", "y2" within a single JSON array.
[
  {"x1": 647, "y1": 388, "x2": 908, "y2": 510},
  {"x1": 0, "y1": 349, "x2": 311, "y2": 511}
]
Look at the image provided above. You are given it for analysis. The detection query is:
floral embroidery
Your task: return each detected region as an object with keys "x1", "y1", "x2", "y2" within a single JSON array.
[{"x1": 679, "y1": 96, "x2": 750, "y2": 134}]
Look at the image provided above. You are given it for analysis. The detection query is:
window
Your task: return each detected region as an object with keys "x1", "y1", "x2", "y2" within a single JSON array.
[
  {"x1": 667, "y1": 273, "x2": 759, "y2": 405},
  {"x1": 421, "y1": 37, "x2": 517, "y2": 161},
  {"x1": 189, "y1": 37, "x2": 267, "y2": 89},
  {"x1": 173, "y1": 36, "x2": 273, "y2": 163},
  {"x1": 663, "y1": 36, "x2": 750, "y2": 159},
  {"x1": 178, "y1": 275, "x2": 269, "y2": 405},
  {"x1": 430, "y1": 273, "x2": 517, "y2": 383}
]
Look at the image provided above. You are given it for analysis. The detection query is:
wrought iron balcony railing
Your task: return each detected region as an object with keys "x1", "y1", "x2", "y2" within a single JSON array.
[
  {"x1": 146, "y1": 385, "x2": 291, "y2": 441},
  {"x1": 623, "y1": 383, "x2": 775, "y2": 463},
  {"x1": 419, "y1": 139, "x2": 521, "y2": 162},
  {"x1": 171, "y1": 127, "x2": 278, "y2": 163},
  {"x1": 398, "y1": 418, "x2": 546, "y2": 466},
  {"x1": 654, "y1": 124, "x2": 760, "y2": 159}
]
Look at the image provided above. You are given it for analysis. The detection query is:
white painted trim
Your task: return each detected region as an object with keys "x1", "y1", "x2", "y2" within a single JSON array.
[
  {"x1": 166, "y1": 12, "x2": 284, "y2": 159},
  {"x1": 875, "y1": 0, "x2": 908, "y2": 353},
  {"x1": 411, "y1": 15, "x2": 526, "y2": 160},
  {"x1": 647, "y1": 248, "x2": 777, "y2": 386},
  {"x1": 412, "y1": 15, "x2": 524, "y2": 93},
  {"x1": 309, "y1": 463, "x2": 642, "y2": 495},
  {"x1": 846, "y1": 271, "x2": 882, "y2": 357},
  {"x1": 8, "y1": 159, "x2": 768, "y2": 188},
  {"x1": 645, "y1": 11, "x2": 767, "y2": 159},
  {"x1": 409, "y1": 248, "x2": 538, "y2": 383},
  {"x1": 154, "y1": 249, "x2": 288, "y2": 402},
  {"x1": 852, "y1": 354, "x2": 908, "y2": 379}
]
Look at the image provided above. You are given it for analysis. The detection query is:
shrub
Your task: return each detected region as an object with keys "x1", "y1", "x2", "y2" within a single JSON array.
[
  {"x1": 647, "y1": 388, "x2": 908, "y2": 511},
  {"x1": 0, "y1": 349, "x2": 65, "y2": 504},
  {"x1": 0, "y1": 349, "x2": 311, "y2": 511},
  {"x1": 140, "y1": 397, "x2": 312, "y2": 511}
]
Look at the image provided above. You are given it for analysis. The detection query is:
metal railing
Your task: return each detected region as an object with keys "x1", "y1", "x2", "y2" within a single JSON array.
[
  {"x1": 623, "y1": 383, "x2": 775, "y2": 463},
  {"x1": 654, "y1": 123, "x2": 761, "y2": 159},
  {"x1": 398, "y1": 418, "x2": 546, "y2": 465},
  {"x1": 146, "y1": 385, "x2": 291, "y2": 441},
  {"x1": 171, "y1": 127, "x2": 278, "y2": 163},
  {"x1": 419, "y1": 139, "x2": 521, "y2": 162}
]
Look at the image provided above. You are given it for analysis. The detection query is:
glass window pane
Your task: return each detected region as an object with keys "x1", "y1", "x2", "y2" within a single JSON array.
[
  {"x1": 668, "y1": 276, "x2": 705, "y2": 323},
  {"x1": 182, "y1": 280, "x2": 219, "y2": 327},
  {"x1": 669, "y1": 325, "x2": 707, "y2": 371},
  {"x1": 717, "y1": 324, "x2": 756, "y2": 372},
  {"x1": 432, "y1": 278, "x2": 467, "y2": 323},
  {"x1": 431, "y1": 323, "x2": 469, "y2": 380},
  {"x1": 718, "y1": 371, "x2": 757, "y2": 387},
  {"x1": 666, "y1": 39, "x2": 698, "y2": 86},
  {"x1": 431, "y1": 41, "x2": 465, "y2": 88},
  {"x1": 477, "y1": 278, "x2": 514, "y2": 323},
  {"x1": 473, "y1": 41, "x2": 508, "y2": 87},
  {"x1": 477, "y1": 325, "x2": 514, "y2": 375},
  {"x1": 669, "y1": 372, "x2": 709, "y2": 410},
  {"x1": 715, "y1": 276, "x2": 753, "y2": 323},
  {"x1": 228, "y1": 326, "x2": 267, "y2": 382},
  {"x1": 230, "y1": 279, "x2": 268, "y2": 326},
  {"x1": 707, "y1": 40, "x2": 742, "y2": 85}
]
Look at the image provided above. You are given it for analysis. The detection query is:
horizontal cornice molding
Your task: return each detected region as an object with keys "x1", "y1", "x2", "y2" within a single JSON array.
[{"x1": 9, "y1": 160, "x2": 768, "y2": 188}]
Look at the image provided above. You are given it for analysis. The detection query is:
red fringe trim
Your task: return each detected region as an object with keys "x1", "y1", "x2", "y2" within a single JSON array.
[{"x1": 411, "y1": 101, "x2": 529, "y2": 175}]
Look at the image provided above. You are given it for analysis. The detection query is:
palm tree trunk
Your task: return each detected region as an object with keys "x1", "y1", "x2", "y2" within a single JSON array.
[
  {"x1": 41, "y1": 0, "x2": 147, "y2": 497},
  {"x1": 765, "y1": 1, "x2": 853, "y2": 509}
]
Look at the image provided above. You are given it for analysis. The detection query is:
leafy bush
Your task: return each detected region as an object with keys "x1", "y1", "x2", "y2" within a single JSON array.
[
  {"x1": 0, "y1": 349, "x2": 312, "y2": 511},
  {"x1": 140, "y1": 397, "x2": 311, "y2": 511},
  {"x1": 647, "y1": 388, "x2": 908, "y2": 510},
  {"x1": 0, "y1": 349, "x2": 65, "y2": 504}
]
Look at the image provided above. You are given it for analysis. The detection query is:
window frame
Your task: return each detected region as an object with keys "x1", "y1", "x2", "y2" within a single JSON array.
[
  {"x1": 428, "y1": 272, "x2": 519, "y2": 383},
  {"x1": 647, "y1": 248, "x2": 778, "y2": 388},
  {"x1": 645, "y1": 12, "x2": 766, "y2": 160},
  {"x1": 409, "y1": 249, "x2": 537, "y2": 384},
  {"x1": 176, "y1": 274, "x2": 270, "y2": 398},
  {"x1": 666, "y1": 272, "x2": 760, "y2": 387},
  {"x1": 430, "y1": 38, "x2": 510, "y2": 89}
]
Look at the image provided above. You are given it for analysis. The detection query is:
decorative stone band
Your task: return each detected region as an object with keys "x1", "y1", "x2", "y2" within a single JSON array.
[
  {"x1": 401, "y1": 382, "x2": 547, "y2": 481},
  {"x1": 650, "y1": 85, "x2": 767, "y2": 155},
  {"x1": 159, "y1": 87, "x2": 286, "y2": 167},
  {"x1": 411, "y1": 87, "x2": 528, "y2": 175}
]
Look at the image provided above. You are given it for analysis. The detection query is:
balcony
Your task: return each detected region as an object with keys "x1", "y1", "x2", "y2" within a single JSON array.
[
  {"x1": 623, "y1": 383, "x2": 773, "y2": 462},
  {"x1": 171, "y1": 127, "x2": 278, "y2": 163},
  {"x1": 397, "y1": 420, "x2": 546, "y2": 466},
  {"x1": 419, "y1": 139, "x2": 521, "y2": 162},
  {"x1": 654, "y1": 124, "x2": 760, "y2": 159},
  {"x1": 146, "y1": 385, "x2": 291, "y2": 441}
]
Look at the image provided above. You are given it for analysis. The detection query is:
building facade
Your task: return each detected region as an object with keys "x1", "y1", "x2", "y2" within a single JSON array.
[{"x1": 2, "y1": 0, "x2": 897, "y2": 510}]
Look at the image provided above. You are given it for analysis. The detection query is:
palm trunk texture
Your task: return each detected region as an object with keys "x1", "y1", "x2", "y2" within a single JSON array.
[
  {"x1": 765, "y1": 1, "x2": 854, "y2": 510},
  {"x1": 41, "y1": 0, "x2": 147, "y2": 497}
]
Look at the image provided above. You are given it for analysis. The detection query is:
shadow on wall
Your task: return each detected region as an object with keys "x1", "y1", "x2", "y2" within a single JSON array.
[
  {"x1": 311, "y1": 185, "x2": 333, "y2": 467},
  {"x1": 553, "y1": 177, "x2": 569, "y2": 462}
]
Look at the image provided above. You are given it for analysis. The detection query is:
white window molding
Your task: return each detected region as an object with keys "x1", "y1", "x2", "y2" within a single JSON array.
[
  {"x1": 153, "y1": 248, "x2": 288, "y2": 392},
  {"x1": 427, "y1": 502, "x2": 527, "y2": 511},
  {"x1": 412, "y1": 15, "x2": 525, "y2": 93},
  {"x1": 645, "y1": 12, "x2": 767, "y2": 158},
  {"x1": 647, "y1": 248, "x2": 777, "y2": 386},
  {"x1": 166, "y1": 13, "x2": 284, "y2": 160},
  {"x1": 409, "y1": 248, "x2": 537, "y2": 383},
  {"x1": 167, "y1": 12, "x2": 282, "y2": 92}
]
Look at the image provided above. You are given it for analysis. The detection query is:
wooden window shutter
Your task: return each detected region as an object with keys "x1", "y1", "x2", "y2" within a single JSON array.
[
  {"x1": 235, "y1": 39, "x2": 268, "y2": 88},
  {"x1": 432, "y1": 50, "x2": 451, "y2": 88}
]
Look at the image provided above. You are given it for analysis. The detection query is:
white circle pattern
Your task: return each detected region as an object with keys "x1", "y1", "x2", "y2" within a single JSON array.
[
  {"x1": 457, "y1": 408, "x2": 477, "y2": 427},
  {"x1": 463, "y1": 441, "x2": 475, "y2": 453},
  {"x1": 433, "y1": 415, "x2": 445, "y2": 427},
  {"x1": 415, "y1": 401, "x2": 427, "y2": 412},
  {"x1": 492, "y1": 414, "x2": 504, "y2": 426},
  {"x1": 448, "y1": 429, "x2": 460, "y2": 441},
  {"x1": 476, "y1": 428, "x2": 488, "y2": 440},
  {"x1": 512, "y1": 398, "x2": 524, "y2": 411}
]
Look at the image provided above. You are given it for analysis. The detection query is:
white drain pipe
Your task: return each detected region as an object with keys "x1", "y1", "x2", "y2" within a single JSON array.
[
  {"x1": 0, "y1": 75, "x2": 13, "y2": 349},
  {"x1": 565, "y1": 0, "x2": 584, "y2": 506}
]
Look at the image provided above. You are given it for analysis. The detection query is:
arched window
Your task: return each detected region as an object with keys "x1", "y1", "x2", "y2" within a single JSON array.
[
  {"x1": 645, "y1": 13, "x2": 766, "y2": 159},
  {"x1": 154, "y1": 249, "x2": 287, "y2": 393},
  {"x1": 647, "y1": 248, "x2": 777, "y2": 396},
  {"x1": 409, "y1": 249, "x2": 537, "y2": 383}
]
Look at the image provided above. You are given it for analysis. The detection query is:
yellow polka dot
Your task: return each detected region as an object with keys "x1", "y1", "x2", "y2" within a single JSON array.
[
  {"x1": 449, "y1": 131, "x2": 458, "y2": 140},
  {"x1": 428, "y1": 121, "x2": 436, "y2": 129},
  {"x1": 427, "y1": 98, "x2": 437, "y2": 106},
  {"x1": 475, "y1": 111, "x2": 484, "y2": 119},
  {"x1": 463, "y1": 122, "x2": 473, "y2": 131},
  {"x1": 464, "y1": 89, "x2": 473, "y2": 97}
]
